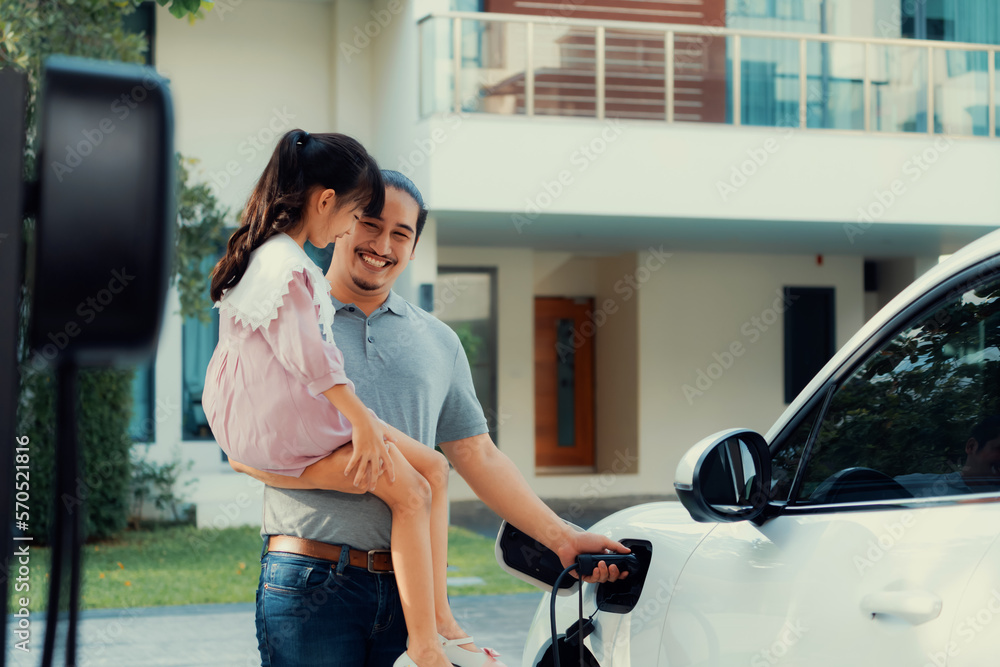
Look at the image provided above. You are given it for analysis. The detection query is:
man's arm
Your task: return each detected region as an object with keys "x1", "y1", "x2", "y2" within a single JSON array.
[{"x1": 440, "y1": 433, "x2": 630, "y2": 582}]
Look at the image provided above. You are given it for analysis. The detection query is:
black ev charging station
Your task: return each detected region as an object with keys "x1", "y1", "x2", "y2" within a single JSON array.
[{"x1": 1, "y1": 57, "x2": 175, "y2": 667}]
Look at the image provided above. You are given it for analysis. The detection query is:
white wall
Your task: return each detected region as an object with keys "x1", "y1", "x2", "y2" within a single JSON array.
[
  {"x1": 422, "y1": 115, "x2": 1000, "y2": 228},
  {"x1": 637, "y1": 251, "x2": 865, "y2": 493},
  {"x1": 440, "y1": 246, "x2": 863, "y2": 500},
  {"x1": 156, "y1": 0, "x2": 337, "y2": 214}
]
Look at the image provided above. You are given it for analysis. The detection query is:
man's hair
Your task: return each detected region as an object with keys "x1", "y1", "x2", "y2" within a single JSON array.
[
  {"x1": 382, "y1": 170, "x2": 429, "y2": 239},
  {"x1": 970, "y1": 415, "x2": 1000, "y2": 451}
]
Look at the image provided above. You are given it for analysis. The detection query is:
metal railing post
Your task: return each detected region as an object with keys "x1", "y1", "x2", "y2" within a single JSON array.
[
  {"x1": 526, "y1": 22, "x2": 535, "y2": 116},
  {"x1": 864, "y1": 42, "x2": 872, "y2": 132},
  {"x1": 453, "y1": 16, "x2": 463, "y2": 114},
  {"x1": 416, "y1": 11, "x2": 1000, "y2": 137},
  {"x1": 926, "y1": 46, "x2": 934, "y2": 134},
  {"x1": 665, "y1": 31, "x2": 675, "y2": 123},
  {"x1": 596, "y1": 26, "x2": 606, "y2": 121},
  {"x1": 799, "y1": 38, "x2": 808, "y2": 128},
  {"x1": 989, "y1": 50, "x2": 996, "y2": 138},
  {"x1": 732, "y1": 34, "x2": 741, "y2": 126}
]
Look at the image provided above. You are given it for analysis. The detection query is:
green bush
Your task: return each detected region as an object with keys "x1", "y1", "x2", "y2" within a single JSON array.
[
  {"x1": 18, "y1": 366, "x2": 135, "y2": 543},
  {"x1": 5, "y1": 0, "x2": 227, "y2": 544}
]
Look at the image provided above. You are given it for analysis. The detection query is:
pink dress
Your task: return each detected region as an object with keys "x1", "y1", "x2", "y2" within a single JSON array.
[{"x1": 202, "y1": 233, "x2": 356, "y2": 477}]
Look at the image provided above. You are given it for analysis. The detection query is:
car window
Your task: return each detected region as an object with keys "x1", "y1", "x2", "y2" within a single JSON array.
[
  {"x1": 794, "y1": 272, "x2": 1000, "y2": 505},
  {"x1": 768, "y1": 400, "x2": 823, "y2": 503}
]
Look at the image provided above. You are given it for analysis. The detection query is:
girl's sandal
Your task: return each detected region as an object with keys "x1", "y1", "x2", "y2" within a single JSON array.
[
  {"x1": 439, "y1": 635, "x2": 507, "y2": 667},
  {"x1": 392, "y1": 653, "x2": 420, "y2": 667}
]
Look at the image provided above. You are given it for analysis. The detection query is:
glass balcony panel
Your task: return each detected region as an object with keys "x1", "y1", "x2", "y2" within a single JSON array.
[
  {"x1": 675, "y1": 32, "x2": 726, "y2": 124},
  {"x1": 420, "y1": 17, "x2": 453, "y2": 117},
  {"x1": 870, "y1": 45, "x2": 929, "y2": 133},
  {"x1": 459, "y1": 19, "x2": 528, "y2": 115},
  {"x1": 736, "y1": 36, "x2": 801, "y2": 127},
  {"x1": 805, "y1": 41, "x2": 865, "y2": 130},
  {"x1": 604, "y1": 28, "x2": 667, "y2": 121},
  {"x1": 932, "y1": 49, "x2": 990, "y2": 136},
  {"x1": 532, "y1": 23, "x2": 597, "y2": 118}
]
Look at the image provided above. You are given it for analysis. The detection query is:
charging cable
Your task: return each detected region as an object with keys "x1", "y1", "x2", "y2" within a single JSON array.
[
  {"x1": 550, "y1": 553, "x2": 640, "y2": 667},
  {"x1": 550, "y1": 563, "x2": 581, "y2": 667}
]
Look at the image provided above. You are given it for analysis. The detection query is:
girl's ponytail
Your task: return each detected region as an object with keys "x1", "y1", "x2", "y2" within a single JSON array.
[{"x1": 210, "y1": 129, "x2": 382, "y2": 302}]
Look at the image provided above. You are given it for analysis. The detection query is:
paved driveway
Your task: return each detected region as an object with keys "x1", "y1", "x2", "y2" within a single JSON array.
[{"x1": 5, "y1": 593, "x2": 543, "y2": 667}]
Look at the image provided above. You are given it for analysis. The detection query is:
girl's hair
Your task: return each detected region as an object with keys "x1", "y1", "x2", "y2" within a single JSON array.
[
  {"x1": 381, "y1": 170, "x2": 429, "y2": 239},
  {"x1": 210, "y1": 129, "x2": 384, "y2": 302}
]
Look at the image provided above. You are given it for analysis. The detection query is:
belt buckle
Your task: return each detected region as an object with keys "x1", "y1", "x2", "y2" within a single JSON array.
[{"x1": 367, "y1": 549, "x2": 392, "y2": 573}]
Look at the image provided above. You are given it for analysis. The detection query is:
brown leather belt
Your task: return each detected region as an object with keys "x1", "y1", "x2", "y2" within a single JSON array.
[{"x1": 267, "y1": 535, "x2": 393, "y2": 573}]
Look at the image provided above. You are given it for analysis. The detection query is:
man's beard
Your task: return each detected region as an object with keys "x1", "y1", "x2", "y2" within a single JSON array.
[{"x1": 351, "y1": 273, "x2": 380, "y2": 292}]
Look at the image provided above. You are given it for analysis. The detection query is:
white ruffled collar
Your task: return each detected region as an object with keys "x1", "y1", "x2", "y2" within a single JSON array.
[{"x1": 216, "y1": 233, "x2": 335, "y2": 343}]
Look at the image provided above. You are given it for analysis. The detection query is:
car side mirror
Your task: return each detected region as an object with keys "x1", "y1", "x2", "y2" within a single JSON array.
[{"x1": 674, "y1": 429, "x2": 772, "y2": 523}]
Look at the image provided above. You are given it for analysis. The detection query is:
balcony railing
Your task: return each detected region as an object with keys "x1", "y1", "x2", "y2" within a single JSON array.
[{"x1": 418, "y1": 11, "x2": 1000, "y2": 137}]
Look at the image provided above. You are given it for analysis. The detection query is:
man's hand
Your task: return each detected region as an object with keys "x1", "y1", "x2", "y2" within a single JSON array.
[{"x1": 555, "y1": 531, "x2": 631, "y2": 584}]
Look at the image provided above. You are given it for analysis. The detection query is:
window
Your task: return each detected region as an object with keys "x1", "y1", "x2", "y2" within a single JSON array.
[
  {"x1": 435, "y1": 268, "x2": 499, "y2": 443},
  {"x1": 182, "y1": 254, "x2": 221, "y2": 441},
  {"x1": 794, "y1": 272, "x2": 1000, "y2": 505},
  {"x1": 122, "y1": 1, "x2": 156, "y2": 66},
  {"x1": 128, "y1": 362, "x2": 155, "y2": 442},
  {"x1": 784, "y1": 287, "x2": 835, "y2": 403}
]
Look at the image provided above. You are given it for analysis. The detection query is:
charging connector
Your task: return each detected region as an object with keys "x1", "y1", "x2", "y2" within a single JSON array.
[{"x1": 575, "y1": 553, "x2": 639, "y2": 577}]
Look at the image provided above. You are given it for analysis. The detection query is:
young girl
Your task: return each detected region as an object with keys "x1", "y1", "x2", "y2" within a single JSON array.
[{"x1": 203, "y1": 130, "x2": 504, "y2": 667}]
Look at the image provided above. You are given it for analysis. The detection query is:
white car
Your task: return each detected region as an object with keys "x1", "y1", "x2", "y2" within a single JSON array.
[{"x1": 503, "y1": 227, "x2": 1000, "y2": 667}]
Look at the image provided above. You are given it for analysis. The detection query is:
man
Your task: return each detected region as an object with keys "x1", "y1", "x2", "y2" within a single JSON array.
[
  {"x1": 232, "y1": 171, "x2": 628, "y2": 667},
  {"x1": 896, "y1": 415, "x2": 1000, "y2": 498}
]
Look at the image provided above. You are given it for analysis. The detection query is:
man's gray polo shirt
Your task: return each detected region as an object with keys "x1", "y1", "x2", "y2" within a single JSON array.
[{"x1": 260, "y1": 290, "x2": 489, "y2": 551}]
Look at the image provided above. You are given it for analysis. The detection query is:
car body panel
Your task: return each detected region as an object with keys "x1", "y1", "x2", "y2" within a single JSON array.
[
  {"x1": 521, "y1": 503, "x2": 716, "y2": 667},
  {"x1": 945, "y1": 511, "x2": 1000, "y2": 667},
  {"x1": 664, "y1": 501, "x2": 1000, "y2": 666}
]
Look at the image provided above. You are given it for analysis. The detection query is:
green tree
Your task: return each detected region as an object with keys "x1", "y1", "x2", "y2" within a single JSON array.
[{"x1": 1, "y1": 0, "x2": 227, "y2": 540}]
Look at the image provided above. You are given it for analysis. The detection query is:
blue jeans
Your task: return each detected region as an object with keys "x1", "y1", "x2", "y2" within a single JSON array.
[{"x1": 256, "y1": 545, "x2": 407, "y2": 667}]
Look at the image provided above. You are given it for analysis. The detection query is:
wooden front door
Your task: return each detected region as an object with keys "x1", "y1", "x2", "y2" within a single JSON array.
[{"x1": 535, "y1": 297, "x2": 595, "y2": 469}]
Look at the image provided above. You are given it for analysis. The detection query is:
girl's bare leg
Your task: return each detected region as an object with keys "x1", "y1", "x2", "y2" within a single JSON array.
[
  {"x1": 299, "y1": 446, "x2": 451, "y2": 667},
  {"x1": 381, "y1": 425, "x2": 483, "y2": 655}
]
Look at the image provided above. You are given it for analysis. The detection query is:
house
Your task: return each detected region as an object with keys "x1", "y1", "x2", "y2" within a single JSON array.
[{"x1": 138, "y1": 0, "x2": 1000, "y2": 527}]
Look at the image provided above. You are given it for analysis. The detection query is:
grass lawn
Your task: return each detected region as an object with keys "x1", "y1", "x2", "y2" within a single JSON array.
[{"x1": 10, "y1": 524, "x2": 535, "y2": 611}]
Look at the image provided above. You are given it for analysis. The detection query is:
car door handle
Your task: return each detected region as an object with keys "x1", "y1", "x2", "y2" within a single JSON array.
[{"x1": 860, "y1": 590, "x2": 942, "y2": 625}]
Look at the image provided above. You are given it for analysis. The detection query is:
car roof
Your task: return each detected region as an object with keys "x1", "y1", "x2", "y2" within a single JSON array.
[{"x1": 766, "y1": 225, "x2": 1000, "y2": 442}]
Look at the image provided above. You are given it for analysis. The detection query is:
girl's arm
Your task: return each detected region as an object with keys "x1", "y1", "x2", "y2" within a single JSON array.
[{"x1": 320, "y1": 384, "x2": 396, "y2": 491}]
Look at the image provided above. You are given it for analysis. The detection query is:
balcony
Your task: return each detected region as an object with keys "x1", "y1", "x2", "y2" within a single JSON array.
[
  {"x1": 419, "y1": 11, "x2": 1000, "y2": 137},
  {"x1": 413, "y1": 12, "x2": 1000, "y2": 257}
]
